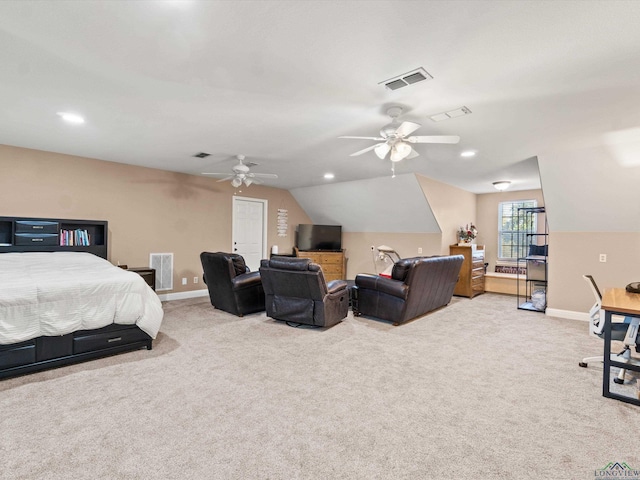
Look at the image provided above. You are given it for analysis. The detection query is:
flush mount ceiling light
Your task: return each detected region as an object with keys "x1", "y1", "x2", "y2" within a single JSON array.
[
  {"x1": 460, "y1": 150, "x2": 476, "y2": 158},
  {"x1": 493, "y1": 181, "x2": 511, "y2": 191},
  {"x1": 324, "y1": 173, "x2": 335, "y2": 180},
  {"x1": 56, "y1": 112, "x2": 85, "y2": 124}
]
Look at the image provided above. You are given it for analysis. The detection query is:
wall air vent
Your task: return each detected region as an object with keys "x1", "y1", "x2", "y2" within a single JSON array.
[
  {"x1": 379, "y1": 67, "x2": 433, "y2": 91},
  {"x1": 193, "y1": 152, "x2": 211, "y2": 158},
  {"x1": 430, "y1": 106, "x2": 472, "y2": 122},
  {"x1": 150, "y1": 253, "x2": 173, "y2": 291}
]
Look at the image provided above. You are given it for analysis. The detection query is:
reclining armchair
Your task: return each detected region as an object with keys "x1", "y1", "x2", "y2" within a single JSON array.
[
  {"x1": 200, "y1": 252, "x2": 265, "y2": 317},
  {"x1": 353, "y1": 255, "x2": 464, "y2": 325},
  {"x1": 259, "y1": 257, "x2": 349, "y2": 327}
]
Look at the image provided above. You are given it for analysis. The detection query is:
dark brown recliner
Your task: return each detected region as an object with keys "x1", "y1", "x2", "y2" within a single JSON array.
[
  {"x1": 200, "y1": 252, "x2": 265, "y2": 317},
  {"x1": 353, "y1": 255, "x2": 464, "y2": 325},
  {"x1": 259, "y1": 257, "x2": 349, "y2": 327}
]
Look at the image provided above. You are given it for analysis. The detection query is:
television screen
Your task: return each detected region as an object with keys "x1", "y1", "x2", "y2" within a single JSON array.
[{"x1": 296, "y1": 224, "x2": 342, "y2": 251}]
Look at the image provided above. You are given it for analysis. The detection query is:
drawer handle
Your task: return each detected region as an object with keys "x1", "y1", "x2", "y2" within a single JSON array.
[
  {"x1": 108, "y1": 337, "x2": 122, "y2": 343},
  {"x1": 33, "y1": 225, "x2": 44, "y2": 229},
  {"x1": 31, "y1": 238, "x2": 43, "y2": 242}
]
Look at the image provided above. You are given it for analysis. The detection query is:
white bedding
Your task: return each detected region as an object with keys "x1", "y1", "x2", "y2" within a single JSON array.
[{"x1": 0, "y1": 252, "x2": 164, "y2": 345}]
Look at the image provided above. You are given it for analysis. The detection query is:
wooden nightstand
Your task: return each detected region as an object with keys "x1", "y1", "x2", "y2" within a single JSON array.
[{"x1": 127, "y1": 267, "x2": 156, "y2": 291}]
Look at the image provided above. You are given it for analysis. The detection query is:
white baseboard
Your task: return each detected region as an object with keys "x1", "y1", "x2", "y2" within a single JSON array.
[
  {"x1": 157, "y1": 289, "x2": 209, "y2": 302},
  {"x1": 546, "y1": 308, "x2": 589, "y2": 322}
]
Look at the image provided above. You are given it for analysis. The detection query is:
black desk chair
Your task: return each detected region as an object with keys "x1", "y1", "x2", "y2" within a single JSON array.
[{"x1": 579, "y1": 274, "x2": 639, "y2": 384}]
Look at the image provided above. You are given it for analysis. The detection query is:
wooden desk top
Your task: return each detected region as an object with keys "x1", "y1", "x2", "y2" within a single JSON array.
[{"x1": 602, "y1": 288, "x2": 640, "y2": 315}]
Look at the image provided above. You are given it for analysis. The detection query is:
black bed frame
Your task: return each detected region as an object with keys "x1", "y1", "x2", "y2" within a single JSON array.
[{"x1": 0, "y1": 216, "x2": 154, "y2": 380}]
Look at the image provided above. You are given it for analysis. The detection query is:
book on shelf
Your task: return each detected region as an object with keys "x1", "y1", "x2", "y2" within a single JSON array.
[{"x1": 59, "y1": 228, "x2": 91, "y2": 246}]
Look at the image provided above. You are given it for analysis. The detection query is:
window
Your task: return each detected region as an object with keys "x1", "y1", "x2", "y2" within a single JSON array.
[{"x1": 498, "y1": 200, "x2": 537, "y2": 260}]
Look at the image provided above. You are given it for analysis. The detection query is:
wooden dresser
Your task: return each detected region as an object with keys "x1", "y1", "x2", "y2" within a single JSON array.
[
  {"x1": 294, "y1": 248, "x2": 347, "y2": 282},
  {"x1": 450, "y1": 244, "x2": 485, "y2": 298}
]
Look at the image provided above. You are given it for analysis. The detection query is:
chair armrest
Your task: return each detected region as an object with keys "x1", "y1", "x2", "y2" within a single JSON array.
[
  {"x1": 327, "y1": 279, "x2": 348, "y2": 294},
  {"x1": 232, "y1": 271, "x2": 262, "y2": 289},
  {"x1": 355, "y1": 273, "x2": 408, "y2": 300}
]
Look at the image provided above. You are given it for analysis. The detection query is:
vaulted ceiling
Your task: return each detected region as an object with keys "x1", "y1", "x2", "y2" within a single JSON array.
[{"x1": 1, "y1": 0, "x2": 639, "y2": 197}]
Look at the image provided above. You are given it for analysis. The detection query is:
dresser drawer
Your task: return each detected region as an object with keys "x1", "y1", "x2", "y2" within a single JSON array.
[
  {"x1": 15, "y1": 220, "x2": 59, "y2": 234},
  {"x1": 73, "y1": 325, "x2": 150, "y2": 354},
  {"x1": 15, "y1": 233, "x2": 59, "y2": 246},
  {"x1": 0, "y1": 341, "x2": 36, "y2": 368},
  {"x1": 472, "y1": 276, "x2": 485, "y2": 288},
  {"x1": 321, "y1": 264, "x2": 342, "y2": 275},
  {"x1": 320, "y1": 254, "x2": 343, "y2": 265}
]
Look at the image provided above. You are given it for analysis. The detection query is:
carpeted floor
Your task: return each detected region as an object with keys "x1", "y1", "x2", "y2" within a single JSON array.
[{"x1": 1, "y1": 293, "x2": 640, "y2": 479}]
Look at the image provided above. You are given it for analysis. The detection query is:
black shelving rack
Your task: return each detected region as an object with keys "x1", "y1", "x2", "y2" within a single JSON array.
[{"x1": 516, "y1": 206, "x2": 548, "y2": 313}]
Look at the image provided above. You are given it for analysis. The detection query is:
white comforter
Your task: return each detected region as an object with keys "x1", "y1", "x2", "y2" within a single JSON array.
[{"x1": 0, "y1": 252, "x2": 164, "y2": 345}]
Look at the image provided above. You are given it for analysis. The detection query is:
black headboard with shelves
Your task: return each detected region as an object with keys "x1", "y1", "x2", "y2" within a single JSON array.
[{"x1": 0, "y1": 216, "x2": 108, "y2": 259}]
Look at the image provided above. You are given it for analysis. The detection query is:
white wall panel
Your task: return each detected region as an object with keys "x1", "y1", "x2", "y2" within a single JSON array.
[{"x1": 290, "y1": 174, "x2": 440, "y2": 233}]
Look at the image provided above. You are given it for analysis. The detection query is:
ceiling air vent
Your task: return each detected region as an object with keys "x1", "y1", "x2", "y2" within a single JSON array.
[
  {"x1": 430, "y1": 106, "x2": 472, "y2": 122},
  {"x1": 193, "y1": 152, "x2": 211, "y2": 158},
  {"x1": 380, "y1": 67, "x2": 433, "y2": 91}
]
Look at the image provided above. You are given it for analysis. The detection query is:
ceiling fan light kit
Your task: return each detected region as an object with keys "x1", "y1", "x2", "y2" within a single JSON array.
[
  {"x1": 339, "y1": 106, "x2": 460, "y2": 165},
  {"x1": 202, "y1": 154, "x2": 278, "y2": 188}
]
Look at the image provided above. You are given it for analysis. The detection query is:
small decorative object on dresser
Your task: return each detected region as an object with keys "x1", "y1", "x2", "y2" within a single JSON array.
[
  {"x1": 457, "y1": 223, "x2": 478, "y2": 245},
  {"x1": 450, "y1": 244, "x2": 485, "y2": 298}
]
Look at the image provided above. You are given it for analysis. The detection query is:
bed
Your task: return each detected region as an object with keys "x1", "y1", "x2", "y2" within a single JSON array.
[{"x1": 0, "y1": 251, "x2": 164, "y2": 379}]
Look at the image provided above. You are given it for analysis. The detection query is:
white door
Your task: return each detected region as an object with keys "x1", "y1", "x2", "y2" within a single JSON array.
[{"x1": 232, "y1": 197, "x2": 267, "y2": 272}]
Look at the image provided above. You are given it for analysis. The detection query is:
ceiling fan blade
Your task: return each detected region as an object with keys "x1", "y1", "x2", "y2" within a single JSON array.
[
  {"x1": 350, "y1": 143, "x2": 385, "y2": 157},
  {"x1": 215, "y1": 175, "x2": 236, "y2": 182},
  {"x1": 395, "y1": 121, "x2": 421, "y2": 137},
  {"x1": 248, "y1": 173, "x2": 278, "y2": 179},
  {"x1": 407, "y1": 135, "x2": 461, "y2": 144},
  {"x1": 202, "y1": 172, "x2": 231, "y2": 176},
  {"x1": 339, "y1": 136, "x2": 385, "y2": 141}
]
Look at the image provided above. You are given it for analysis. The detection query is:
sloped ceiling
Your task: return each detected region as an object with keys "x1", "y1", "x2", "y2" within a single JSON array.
[
  {"x1": 0, "y1": 1, "x2": 639, "y2": 198},
  {"x1": 538, "y1": 143, "x2": 640, "y2": 232},
  {"x1": 290, "y1": 174, "x2": 439, "y2": 233}
]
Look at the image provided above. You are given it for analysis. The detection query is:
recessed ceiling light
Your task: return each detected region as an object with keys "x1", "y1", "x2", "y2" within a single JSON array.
[
  {"x1": 460, "y1": 150, "x2": 476, "y2": 158},
  {"x1": 324, "y1": 173, "x2": 335, "y2": 180},
  {"x1": 57, "y1": 112, "x2": 85, "y2": 124}
]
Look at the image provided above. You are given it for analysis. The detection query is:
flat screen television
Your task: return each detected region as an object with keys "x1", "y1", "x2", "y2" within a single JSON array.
[{"x1": 296, "y1": 224, "x2": 342, "y2": 251}]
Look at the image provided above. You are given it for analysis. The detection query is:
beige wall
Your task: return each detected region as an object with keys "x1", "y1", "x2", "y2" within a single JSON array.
[
  {"x1": 416, "y1": 174, "x2": 476, "y2": 254},
  {"x1": 0, "y1": 145, "x2": 311, "y2": 293},
  {"x1": 476, "y1": 189, "x2": 545, "y2": 272},
  {"x1": 549, "y1": 232, "x2": 640, "y2": 312},
  {"x1": 343, "y1": 232, "x2": 441, "y2": 278}
]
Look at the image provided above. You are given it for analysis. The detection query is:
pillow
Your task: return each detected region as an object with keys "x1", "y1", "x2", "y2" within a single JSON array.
[
  {"x1": 392, "y1": 259, "x2": 413, "y2": 282},
  {"x1": 232, "y1": 256, "x2": 247, "y2": 275}
]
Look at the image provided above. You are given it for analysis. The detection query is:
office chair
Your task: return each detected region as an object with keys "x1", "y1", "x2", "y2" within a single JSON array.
[{"x1": 579, "y1": 275, "x2": 640, "y2": 384}]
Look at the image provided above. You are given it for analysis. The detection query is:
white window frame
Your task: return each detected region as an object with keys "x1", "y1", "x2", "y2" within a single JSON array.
[{"x1": 497, "y1": 199, "x2": 537, "y2": 261}]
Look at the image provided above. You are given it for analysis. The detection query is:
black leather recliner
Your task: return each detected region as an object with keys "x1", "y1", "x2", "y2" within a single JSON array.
[
  {"x1": 200, "y1": 252, "x2": 265, "y2": 317},
  {"x1": 259, "y1": 257, "x2": 349, "y2": 327},
  {"x1": 353, "y1": 255, "x2": 464, "y2": 325}
]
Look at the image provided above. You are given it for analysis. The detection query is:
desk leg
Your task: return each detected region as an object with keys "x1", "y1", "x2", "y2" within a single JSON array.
[{"x1": 603, "y1": 311, "x2": 612, "y2": 398}]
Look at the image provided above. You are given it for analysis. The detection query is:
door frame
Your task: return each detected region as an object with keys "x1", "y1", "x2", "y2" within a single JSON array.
[{"x1": 231, "y1": 196, "x2": 268, "y2": 265}]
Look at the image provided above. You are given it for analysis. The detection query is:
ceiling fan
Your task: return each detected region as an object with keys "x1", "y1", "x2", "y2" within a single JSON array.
[
  {"x1": 339, "y1": 106, "x2": 460, "y2": 162},
  {"x1": 202, "y1": 155, "x2": 278, "y2": 187}
]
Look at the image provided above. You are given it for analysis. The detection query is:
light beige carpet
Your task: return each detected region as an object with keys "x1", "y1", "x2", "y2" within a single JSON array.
[{"x1": 1, "y1": 293, "x2": 639, "y2": 479}]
